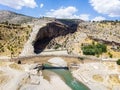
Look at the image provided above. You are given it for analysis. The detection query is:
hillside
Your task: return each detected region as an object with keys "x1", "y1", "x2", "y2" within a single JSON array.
[
  {"x1": 0, "y1": 23, "x2": 32, "y2": 57},
  {"x1": 0, "y1": 10, "x2": 82, "y2": 57},
  {"x1": 0, "y1": 10, "x2": 37, "y2": 24},
  {"x1": 78, "y1": 21, "x2": 120, "y2": 44},
  {"x1": 40, "y1": 21, "x2": 120, "y2": 58},
  {"x1": 0, "y1": 10, "x2": 120, "y2": 59}
]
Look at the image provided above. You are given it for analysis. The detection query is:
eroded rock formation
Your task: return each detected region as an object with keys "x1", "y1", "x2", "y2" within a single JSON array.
[{"x1": 33, "y1": 21, "x2": 78, "y2": 54}]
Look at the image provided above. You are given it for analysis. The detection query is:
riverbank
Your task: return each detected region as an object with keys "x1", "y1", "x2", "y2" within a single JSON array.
[
  {"x1": 44, "y1": 57, "x2": 89, "y2": 90},
  {"x1": 0, "y1": 57, "x2": 120, "y2": 90},
  {"x1": 0, "y1": 61, "x2": 72, "y2": 90},
  {"x1": 72, "y1": 62, "x2": 120, "y2": 90}
]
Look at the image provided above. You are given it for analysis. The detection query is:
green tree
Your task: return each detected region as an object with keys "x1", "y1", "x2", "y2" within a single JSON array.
[
  {"x1": 116, "y1": 59, "x2": 120, "y2": 65},
  {"x1": 96, "y1": 43, "x2": 107, "y2": 52},
  {"x1": 82, "y1": 43, "x2": 107, "y2": 56}
]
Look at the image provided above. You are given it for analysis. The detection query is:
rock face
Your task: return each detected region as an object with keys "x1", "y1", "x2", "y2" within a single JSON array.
[
  {"x1": 20, "y1": 24, "x2": 47, "y2": 56},
  {"x1": 33, "y1": 21, "x2": 78, "y2": 54},
  {"x1": 35, "y1": 22, "x2": 68, "y2": 40},
  {"x1": 78, "y1": 22, "x2": 120, "y2": 45},
  {"x1": 20, "y1": 20, "x2": 79, "y2": 56}
]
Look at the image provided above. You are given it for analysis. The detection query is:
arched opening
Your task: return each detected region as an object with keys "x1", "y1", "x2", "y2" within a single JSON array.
[{"x1": 33, "y1": 21, "x2": 78, "y2": 54}]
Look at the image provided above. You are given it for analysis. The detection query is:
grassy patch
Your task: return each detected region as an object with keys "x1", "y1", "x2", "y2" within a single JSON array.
[
  {"x1": 93, "y1": 74, "x2": 104, "y2": 82},
  {"x1": 82, "y1": 43, "x2": 107, "y2": 56},
  {"x1": 0, "y1": 23, "x2": 32, "y2": 56},
  {"x1": 108, "y1": 75, "x2": 120, "y2": 85}
]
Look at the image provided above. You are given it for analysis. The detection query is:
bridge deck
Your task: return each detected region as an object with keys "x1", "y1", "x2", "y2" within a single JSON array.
[
  {"x1": 43, "y1": 66, "x2": 69, "y2": 70},
  {"x1": 35, "y1": 65, "x2": 69, "y2": 70}
]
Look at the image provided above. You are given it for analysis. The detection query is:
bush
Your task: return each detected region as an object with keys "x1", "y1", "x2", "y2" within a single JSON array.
[
  {"x1": 82, "y1": 43, "x2": 107, "y2": 56},
  {"x1": 108, "y1": 52, "x2": 113, "y2": 58},
  {"x1": 116, "y1": 59, "x2": 120, "y2": 65},
  {"x1": 54, "y1": 43, "x2": 61, "y2": 49},
  {"x1": 109, "y1": 54, "x2": 113, "y2": 58},
  {"x1": 96, "y1": 43, "x2": 107, "y2": 52},
  {"x1": 78, "y1": 57, "x2": 84, "y2": 60}
]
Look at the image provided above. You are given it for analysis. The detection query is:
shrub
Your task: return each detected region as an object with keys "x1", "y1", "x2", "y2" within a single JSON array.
[
  {"x1": 82, "y1": 43, "x2": 107, "y2": 56},
  {"x1": 108, "y1": 52, "x2": 113, "y2": 58},
  {"x1": 54, "y1": 44, "x2": 61, "y2": 49},
  {"x1": 96, "y1": 43, "x2": 107, "y2": 52},
  {"x1": 78, "y1": 57, "x2": 84, "y2": 60},
  {"x1": 116, "y1": 59, "x2": 120, "y2": 65}
]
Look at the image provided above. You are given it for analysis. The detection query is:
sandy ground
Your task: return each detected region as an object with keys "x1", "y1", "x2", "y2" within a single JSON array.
[
  {"x1": 72, "y1": 62, "x2": 120, "y2": 90},
  {"x1": 20, "y1": 74, "x2": 71, "y2": 90},
  {"x1": 0, "y1": 59, "x2": 71, "y2": 90},
  {"x1": 1, "y1": 57, "x2": 120, "y2": 90},
  {"x1": 48, "y1": 57, "x2": 67, "y2": 67}
]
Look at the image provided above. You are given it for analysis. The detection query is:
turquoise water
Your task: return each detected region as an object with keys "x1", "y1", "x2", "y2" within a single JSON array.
[{"x1": 44, "y1": 64, "x2": 90, "y2": 90}]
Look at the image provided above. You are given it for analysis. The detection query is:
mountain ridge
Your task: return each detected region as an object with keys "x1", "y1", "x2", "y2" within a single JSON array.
[
  {"x1": 0, "y1": 10, "x2": 37, "y2": 24},
  {"x1": 0, "y1": 10, "x2": 84, "y2": 24}
]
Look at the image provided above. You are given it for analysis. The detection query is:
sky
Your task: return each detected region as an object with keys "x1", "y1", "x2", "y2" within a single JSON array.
[{"x1": 0, "y1": 0, "x2": 120, "y2": 21}]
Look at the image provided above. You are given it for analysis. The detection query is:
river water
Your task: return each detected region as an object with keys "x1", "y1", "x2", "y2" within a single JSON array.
[{"x1": 44, "y1": 64, "x2": 89, "y2": 90}]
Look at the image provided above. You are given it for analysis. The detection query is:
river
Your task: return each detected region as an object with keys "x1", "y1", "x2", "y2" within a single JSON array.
[{"x1": 43, "y1": 64, "x2": 89, "y2": 90}]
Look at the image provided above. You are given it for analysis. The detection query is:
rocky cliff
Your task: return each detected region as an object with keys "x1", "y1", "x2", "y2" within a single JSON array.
[
  {"x1": 78, "y1": 21, "x2": 120, "y2": 45},
  {"x1": 33, "y1": 21, "x2": 78, "y2": 54}
]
